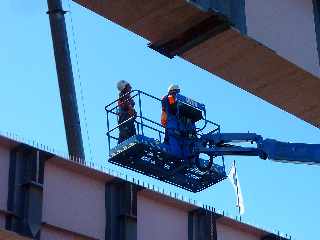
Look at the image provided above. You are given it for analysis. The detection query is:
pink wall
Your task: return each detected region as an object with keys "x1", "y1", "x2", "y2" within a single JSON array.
[
  {"x1": 217, "y1": 222, "x2": 260, "y2": 240},
  {"x1": 245, "y1": 0, "x2": 320, "y2": 77},
  {"x1": 0, "y1": 145, "x2": 9, "y2": 212},
  {"x1": 137, "y1": 193, "x2": 188, "y2": 240},
  {"x1": 41, "y1": 227, "x2": 73, "y2": 240},
  {"x1": 42, "y1": 160, "x2": 105, "y2": 240},
  {"x1": 41, "y1": 226, "x2": 93, "y2": 240}
]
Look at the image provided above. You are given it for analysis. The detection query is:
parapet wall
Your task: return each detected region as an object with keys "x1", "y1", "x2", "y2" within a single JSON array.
[
  {"x1": 0, "y1": 133, "x2": 289, "y2": 240},
  {"x1": 42, "y1": 160, "x2": 107, "y2": 240}
]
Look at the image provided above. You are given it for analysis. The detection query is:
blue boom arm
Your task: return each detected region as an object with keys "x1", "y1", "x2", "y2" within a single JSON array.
[
  {"x1": 106, "y1": 90, "x2": 319, "y2": 192},
  {"x1": 197, "y1": 133, "x2": 320, "y2": 165}
]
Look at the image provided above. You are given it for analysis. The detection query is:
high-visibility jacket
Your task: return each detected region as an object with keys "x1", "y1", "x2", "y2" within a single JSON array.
[{"x1": 161, "y1": 94, "x2": 177, "y2": 127}]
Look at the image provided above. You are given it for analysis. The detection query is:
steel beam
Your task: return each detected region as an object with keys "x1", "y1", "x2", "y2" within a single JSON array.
[
  {"x1": 187, "y1": 0, "x2": 247, "y2": 34},
  {"x1": 105, "y1": 180, "x2": 142, "y2": 240},
  {"x1": 188, "y1": 208, "x2": 218, "y2": 240},
  {"x1": 5, "y1": 145, "x2": 51, "y2": 239},
  {"x1": 47, "y1": 0, "x2": 85, "y2": 160},
  {"x1": 149, "y1": 14, "x2": 230, "y2": 59}
]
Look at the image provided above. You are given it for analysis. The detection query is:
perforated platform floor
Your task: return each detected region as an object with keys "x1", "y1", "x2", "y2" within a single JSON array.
[{"x1": 109, "y1": 135, "x2": 226, "y2": 192}]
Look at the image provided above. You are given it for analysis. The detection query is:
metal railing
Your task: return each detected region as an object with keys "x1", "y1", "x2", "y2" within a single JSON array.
[
  {"x1": 105, "y1": 90, "x2": 220, "y2": 152},
  {"x1": 105, "y1": 90, "x2": 164, "y2": 152}
]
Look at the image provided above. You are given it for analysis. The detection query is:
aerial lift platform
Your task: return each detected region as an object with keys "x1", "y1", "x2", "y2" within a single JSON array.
[{"x1": 105, "y1": 90, "x2": 320, "y2": 192}]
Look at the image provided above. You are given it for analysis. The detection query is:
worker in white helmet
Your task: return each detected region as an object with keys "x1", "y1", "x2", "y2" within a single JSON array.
[
  {"x1": 117, "y1": 80, "x2": 136, "y2": 143},
  {"x1": 161, "y1": 84, "x2": 180, "y2": 143}
]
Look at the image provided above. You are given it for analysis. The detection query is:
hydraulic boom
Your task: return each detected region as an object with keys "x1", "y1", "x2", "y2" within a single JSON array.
[
  {"x1": 198, "y1": 133, "x2": 320, "y2": 165},
  {"x1": 106, "y1": 90, "x2": 320, "y2": 192}
]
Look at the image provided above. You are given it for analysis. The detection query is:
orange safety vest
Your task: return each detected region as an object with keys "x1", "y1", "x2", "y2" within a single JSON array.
[
  {"x1": 168, "y1": 95, "x2": 175, "y2": 105},
  {"x1": 161, "y1": 94, "x2": 176, "y2": 127}
]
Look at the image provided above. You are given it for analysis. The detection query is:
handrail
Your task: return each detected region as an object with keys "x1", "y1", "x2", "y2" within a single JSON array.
[
  {"x1": 105, "y1": 89, "x2": 221, "y2": 152},
  {"x1": 107, "y1": 109, "x2": 118, "y2": 116},
  {"x1": 108, "y1": 135, "x2": 119, "y2": 141},
  {"x1": 105, "y1": 89, "x2": 161, "y2": 111},
  {"x1": 106, "y1": 115, "x2": 164, "y2": 135},
  {"x1": 106, "y1": 92, "x2": 140, "y2": 112},
  {"x1": 140, "y1": 115, "x2": 163, "y2": 129},
  {"x1": 106, "y1": 116, "x2": 137, "y2": 134},
  {"x1": 106, "y1": 112, "x2": 219, "y2": 137},
  {"x1": 137, "y1": 89, "x2": 162, "y2": 101},
  {"x1": 105, "y1": 89, "x2": 137, "y2": 110},
  {"x1": 140, "y1": 123, "x2": 165, "y2": 135},
  {"x1": 109, "y1": 93, "x2": 139, "y2": 113}
]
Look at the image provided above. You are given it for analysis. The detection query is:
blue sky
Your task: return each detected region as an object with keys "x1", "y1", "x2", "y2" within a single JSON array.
[{"x1": 1, "y1": 1, "x2": 319, "y2": 239}]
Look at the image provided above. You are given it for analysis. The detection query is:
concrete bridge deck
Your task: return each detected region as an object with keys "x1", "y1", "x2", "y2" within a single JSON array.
[{"x1": 73, "y1": 0, "x2": 320, "y2": 127}]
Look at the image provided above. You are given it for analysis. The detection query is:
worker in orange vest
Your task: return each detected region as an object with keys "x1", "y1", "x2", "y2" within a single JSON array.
[
  {"x1": 117, "y1": 80, "x2": 136, "y2": 143},
  {"x1": 161, "y1": 84, "x2": 180, "y2": 143}
]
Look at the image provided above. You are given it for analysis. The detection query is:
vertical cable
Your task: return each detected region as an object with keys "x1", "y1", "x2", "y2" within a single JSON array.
[{"x1": 65, "y1": 0, "x2": 93, "y2": 162}]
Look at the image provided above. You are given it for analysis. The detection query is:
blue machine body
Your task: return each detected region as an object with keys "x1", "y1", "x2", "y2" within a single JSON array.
[
  {"x1": 163, "y1": 93, "x2": 203, "y2": 159},
  {"x1": 105, "y1": 90, "x2": 320, "y2": 192}
]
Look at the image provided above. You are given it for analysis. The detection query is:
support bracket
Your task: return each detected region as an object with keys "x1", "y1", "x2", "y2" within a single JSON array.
[
  {"x1": 105, "y1": 180, "x2": 143, "y2": 240},
  {"x1": 6, "y1": 145, "x2": 52, "y2": 239},
  {"x1": 188, "y1": 208, "x2": 219, "y2": 240},
  {"x1": 149, "y1": 14, "x2": 230, "y2": 59}
]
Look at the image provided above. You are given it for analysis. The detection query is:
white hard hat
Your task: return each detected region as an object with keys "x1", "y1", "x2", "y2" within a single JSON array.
[
  {"x1": 117, "y1": 80, "x2": 129, "y2": 91},
  {"x1": 168, "y1": 84, "x2": 180, "y2": 93}
]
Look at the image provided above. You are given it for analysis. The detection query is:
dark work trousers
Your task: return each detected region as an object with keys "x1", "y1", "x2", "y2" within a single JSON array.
[{"x1": 118, "y1": 111, "x2": 136, "y2": 144}]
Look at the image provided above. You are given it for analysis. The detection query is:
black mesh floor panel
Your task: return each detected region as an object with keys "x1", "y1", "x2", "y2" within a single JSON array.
[{"x1": 109, "y1": 135, "x2": 226, "y2": 192}]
